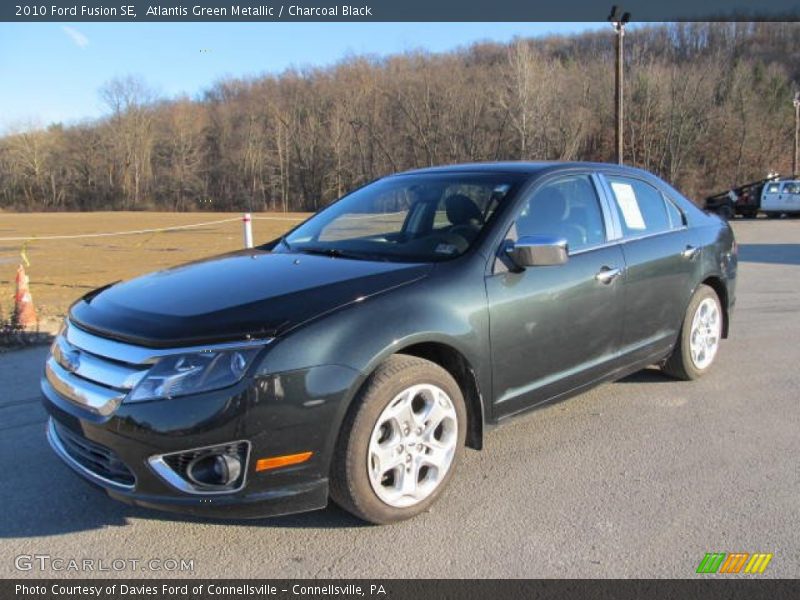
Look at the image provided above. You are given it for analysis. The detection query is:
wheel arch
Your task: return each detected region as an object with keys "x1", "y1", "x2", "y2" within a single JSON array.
[
  {"x1": 395, "y1": 341, "x2": 484, "y2": 450},
  {"x1": 326, "y1": 337, "x2": 486, "y2": 503}
]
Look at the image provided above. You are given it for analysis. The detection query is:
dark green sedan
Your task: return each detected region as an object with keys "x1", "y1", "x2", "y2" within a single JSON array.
[{"x1": 43, "y1": 162, "x2": 736, "y2": 524}]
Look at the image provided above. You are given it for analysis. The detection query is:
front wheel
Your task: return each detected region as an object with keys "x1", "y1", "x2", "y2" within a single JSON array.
[
  {"x1": 330, "y1": 355, "x2": 466, "y2": 524},
  {"x1": 662, "y1": 284, "x2": 723, "y2": 380}
]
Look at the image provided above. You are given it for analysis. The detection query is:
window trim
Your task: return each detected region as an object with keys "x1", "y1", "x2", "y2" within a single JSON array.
[{"x1": 664, "y1": 192, "x2": 688, "y2": 229}]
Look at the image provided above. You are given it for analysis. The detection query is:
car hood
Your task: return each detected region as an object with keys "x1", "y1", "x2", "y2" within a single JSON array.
[{"x1": 69, "y1": 249, "x2": 432, "y2": 348}]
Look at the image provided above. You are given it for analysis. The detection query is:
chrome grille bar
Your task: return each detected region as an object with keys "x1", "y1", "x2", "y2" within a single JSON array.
[
  {"x1": 52, "y1": 335, "x2": 148, "y2": 390},
  {"x1": 66, "y1": 321, "x2": 272, "y2": 365},
  {"x1": 45, "y1": 358, "x2": 124, "y2": 416}
]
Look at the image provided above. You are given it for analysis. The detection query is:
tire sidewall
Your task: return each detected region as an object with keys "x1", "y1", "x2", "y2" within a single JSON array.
[{"x1": 342, "y1": 358, "x2": 467, "y2": 524}]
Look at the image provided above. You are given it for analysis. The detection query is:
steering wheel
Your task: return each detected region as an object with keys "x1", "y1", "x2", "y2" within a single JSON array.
[{"x1": 434, "y1": 232, "x2": 469, "y2": 252}]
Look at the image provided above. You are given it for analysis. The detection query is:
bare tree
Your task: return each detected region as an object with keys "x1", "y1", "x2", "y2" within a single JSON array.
[
  {"x1": 100, "y1": 76, "x2": 156, "y2": 209},
  {"x1": 0, "y1": 23, "x2": 798, "y2": 211}
]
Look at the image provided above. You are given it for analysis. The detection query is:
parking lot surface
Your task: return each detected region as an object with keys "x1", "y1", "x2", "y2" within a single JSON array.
[{"x1": 1, "y1": 219, "x2": 798, "y2": 578}]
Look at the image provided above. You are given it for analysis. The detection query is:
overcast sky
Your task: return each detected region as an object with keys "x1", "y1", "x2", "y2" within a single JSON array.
[{"x1": 0, "y1": 22, "x2": 605, "y2": 132}]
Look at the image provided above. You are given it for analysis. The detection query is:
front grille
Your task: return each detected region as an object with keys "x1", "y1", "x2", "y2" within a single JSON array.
[
  {"x1": 52, "y1": 421, "x2": 135, "y2": 487},
  {"x1": 44, "y1": 320, "x2": 273, "y2": 416},
  {"x1": 46, "y1": 322, "x2": 151, "y2": 416}
]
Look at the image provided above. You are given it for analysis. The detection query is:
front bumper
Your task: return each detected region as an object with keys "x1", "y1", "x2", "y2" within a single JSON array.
[
  {"x1": 46, "y1": 416, "x2": 327, "y2": 517},
  {"x1": 41, "y1": 358, "x2": 360, "y2": 519}
]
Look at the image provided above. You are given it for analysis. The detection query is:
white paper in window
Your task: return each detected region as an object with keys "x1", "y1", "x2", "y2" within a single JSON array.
[{"x1": 611, "y1": 182, "x2": 646, "y2": 230}]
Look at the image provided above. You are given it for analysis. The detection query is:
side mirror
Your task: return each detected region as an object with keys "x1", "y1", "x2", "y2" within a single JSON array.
[{"x1": 505, "y1": 235, "x2": 569, "y2": 268}]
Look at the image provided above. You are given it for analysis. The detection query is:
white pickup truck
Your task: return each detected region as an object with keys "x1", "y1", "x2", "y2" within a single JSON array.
[{"x1": 761, "y1": 180, "x2": 800, "y2": 217}]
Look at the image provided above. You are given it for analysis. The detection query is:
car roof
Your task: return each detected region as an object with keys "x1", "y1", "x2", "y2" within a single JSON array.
[
  {"x1": 385, "y1": 160, "x2": 703, "y2": 218},
  {"x1": 394, "y1": 161, "x2": 655, "y2": 179}
]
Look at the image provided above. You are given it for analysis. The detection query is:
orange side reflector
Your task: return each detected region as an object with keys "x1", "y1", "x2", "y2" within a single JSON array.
[{"x1": 255, "y1": 451, "x2": 313, "y2": 472}]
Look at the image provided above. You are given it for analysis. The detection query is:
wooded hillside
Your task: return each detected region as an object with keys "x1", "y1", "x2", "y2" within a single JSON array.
[{"x1": 2, "y1": 22, "x2": 798, "y2": 211}]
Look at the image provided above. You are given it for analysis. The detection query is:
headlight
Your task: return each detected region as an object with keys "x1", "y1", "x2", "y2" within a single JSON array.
[{"x1": 127, "y1": 348, "x2": 262, "y2": 403}]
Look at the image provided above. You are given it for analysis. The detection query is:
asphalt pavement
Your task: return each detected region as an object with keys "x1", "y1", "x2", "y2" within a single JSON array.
[{"x1": 0, "y1": 218, "x2": 798, "y2": 578}]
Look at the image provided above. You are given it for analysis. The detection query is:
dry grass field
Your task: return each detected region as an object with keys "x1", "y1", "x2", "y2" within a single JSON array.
[{"x1": 0, "y1": 212, "x2": 311, "y2": 326}]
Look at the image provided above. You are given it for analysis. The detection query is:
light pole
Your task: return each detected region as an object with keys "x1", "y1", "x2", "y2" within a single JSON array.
[
  {"x1": 793, "y1": 91, "x2": 800, "y2": 177},
  {"x1": 608, "y1": 6, "x2": 630, "y2": 165}
]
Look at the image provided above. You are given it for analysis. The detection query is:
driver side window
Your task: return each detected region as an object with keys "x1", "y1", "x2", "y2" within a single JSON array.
[{"x1": 515, "y1": 175, "x2": 606, "y2": 254}]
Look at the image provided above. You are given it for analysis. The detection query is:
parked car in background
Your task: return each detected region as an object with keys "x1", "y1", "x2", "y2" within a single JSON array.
[
  {"x1": 42, "y1": 162, "x2": 737, "y2": 524},
  {"x1": 761, "y1": 179, "x2": 800, "y2": 218},
  {"x1": 704, "y1": 175, "x2": 779, "y2": 219}
]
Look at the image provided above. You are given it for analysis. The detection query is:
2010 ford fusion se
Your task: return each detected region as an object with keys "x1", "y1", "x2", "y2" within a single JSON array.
[{"x1": 42, "y1": 162, "x2": 737, "y2": 524}]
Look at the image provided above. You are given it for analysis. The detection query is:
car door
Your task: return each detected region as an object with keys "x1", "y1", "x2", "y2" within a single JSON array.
[
  {"x1": 784, "y1": 181, "x2": 800, "y2": 212},
  {"x1": 761, "y1": 181, "x2": 781, "y2": 211},
  {"x1": 487, "y1": 173, "x2": 626, "y2": 419},
  {"x1": 599, "y1": 173, "x2": 700, "y2": 364}
]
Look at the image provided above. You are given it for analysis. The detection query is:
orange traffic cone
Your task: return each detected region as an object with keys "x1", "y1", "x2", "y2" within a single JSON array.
[{"x1": 14, "y1": 264, "x2": 38, "y2": 329}]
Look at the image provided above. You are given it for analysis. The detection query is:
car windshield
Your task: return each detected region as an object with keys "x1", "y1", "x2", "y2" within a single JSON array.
[{"x1": 277, "y1": 173, "x2": 523, "y2": 262}]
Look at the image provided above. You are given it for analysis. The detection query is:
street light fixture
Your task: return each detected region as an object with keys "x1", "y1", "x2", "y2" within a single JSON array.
[{"x1": 608, "y1": 6, "x2": 631, "y2": 165}]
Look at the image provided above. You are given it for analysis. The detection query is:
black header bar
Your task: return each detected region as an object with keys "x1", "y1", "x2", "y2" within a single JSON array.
[
  {"x1": 3, "y1": 0, "x2": 800, "y2": 22},
  {"x1": 5, "y1": 579, "x2": 800, "y2": 600}
]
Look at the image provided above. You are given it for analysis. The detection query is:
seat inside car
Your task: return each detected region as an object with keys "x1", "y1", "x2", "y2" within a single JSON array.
[
  {"x1": 445, "y1": 194, "x2": 483, "y2": 242},
  {"x1": 518, "y1": 186, "x2": 588, "y2": 251}
]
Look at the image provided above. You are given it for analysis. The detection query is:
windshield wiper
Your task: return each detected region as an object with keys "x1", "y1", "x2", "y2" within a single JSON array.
[{"x1": 295, "y1": 247, "x2": 385, "y2": 261}]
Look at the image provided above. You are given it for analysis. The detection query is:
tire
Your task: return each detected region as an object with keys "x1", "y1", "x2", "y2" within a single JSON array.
[
  {"x1": 766, "y1": 212, "x2": 781, "y2": 219},
  {"x1": 718, "y1": 205, "x2": 734, "y2": 221},
  {"x1": 662, "y1": 284, "x2": 723, "y2": 381},
  {"x1": 330, "y1": 354, "x2": 466, "y2": 524}
]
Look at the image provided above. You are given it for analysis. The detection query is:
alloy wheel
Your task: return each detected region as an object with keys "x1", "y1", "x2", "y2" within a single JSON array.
[
  {"x1": 689, "y1": 297, "x2": 721, "y2": 370},
  {"x1": 367, "y1": 383, "x2": 458, "y2": 508}
]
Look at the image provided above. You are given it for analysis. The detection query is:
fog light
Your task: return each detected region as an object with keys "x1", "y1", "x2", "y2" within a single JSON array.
[
  {"x1": 187, "y1": 453, "x2": 242, "y2": 487},
  {"x1": 149, "y1": 440, "x2": 249, "y2": 494}
]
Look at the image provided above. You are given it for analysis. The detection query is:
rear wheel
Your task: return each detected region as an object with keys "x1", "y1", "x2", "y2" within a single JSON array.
[
  {"x1": 663, "y1": 285, "x2": 723, "y2": 380},
  {"x1": 718, "y1": 205, "x2": 734, "y2": 221},
  {"x1": 330, "y1": 355, "x2": 466, "y2": 524}
]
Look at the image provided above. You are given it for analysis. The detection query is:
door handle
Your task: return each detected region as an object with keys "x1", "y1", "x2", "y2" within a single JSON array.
[
  {"x1": 595, "y1": 267, "x2": 621, "y2": 284},
  {"x1": 682, "y1": 245, "x2": 700, "y2": 260}
]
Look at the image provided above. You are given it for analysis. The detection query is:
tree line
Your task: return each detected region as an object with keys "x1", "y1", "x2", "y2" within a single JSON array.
[{"x1": 1, "y1": 22, "x2": 798, "y2": 212}]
